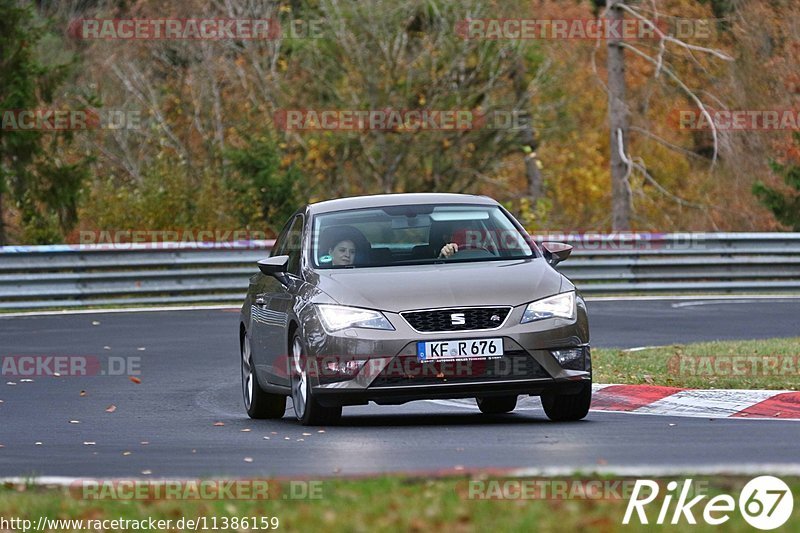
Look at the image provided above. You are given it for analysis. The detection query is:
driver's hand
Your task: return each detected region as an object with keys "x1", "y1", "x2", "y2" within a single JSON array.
[{"x1": 439, "y1": 242, "x2": 458, "y2": 258}]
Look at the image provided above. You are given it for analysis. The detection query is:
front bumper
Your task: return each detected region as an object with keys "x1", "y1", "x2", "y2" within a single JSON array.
[{"x1": 300, "y1": 299, "x2": 591, "y2": 406}]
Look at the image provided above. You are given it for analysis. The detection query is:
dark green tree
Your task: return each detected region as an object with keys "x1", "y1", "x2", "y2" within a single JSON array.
[
  {"x1": 225, "y1": 136, "x2": 303, "y2": 233},
  {"x1": 752, "y1": 133, "x2": 800, "y2": 231},
  {"x1": 0, "y1": 0, "x2": 85, "y2": 244}
]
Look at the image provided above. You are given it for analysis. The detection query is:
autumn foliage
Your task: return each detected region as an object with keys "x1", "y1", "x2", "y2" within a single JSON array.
[{"x1": 1, "y1": 0, "x2": 798, "y2": 244}]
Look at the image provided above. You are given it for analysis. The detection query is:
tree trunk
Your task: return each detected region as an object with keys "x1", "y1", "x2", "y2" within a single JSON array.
[
  {"x1": 607, "y1": 0, "x2": 631, "y2": 230},
  {"x1": 0, "y1": 189, "x2": 6, "y2": 246},
  {"x1": 512, "y1": 57, "x2": 544, "y2": 203}
]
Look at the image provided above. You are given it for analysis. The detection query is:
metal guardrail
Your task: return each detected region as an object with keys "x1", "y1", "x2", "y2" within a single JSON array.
[{"x1": 0, "y1": 233, "x2": 799, "y2": 310}]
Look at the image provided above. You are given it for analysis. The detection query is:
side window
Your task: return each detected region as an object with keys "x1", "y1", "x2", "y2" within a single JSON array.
[
  {"x1": 283, "y1": 215, "x2": 304, "y2": 275},
  {"x1": 270, "y1": 217, "x2": 293, "y2": 258}
]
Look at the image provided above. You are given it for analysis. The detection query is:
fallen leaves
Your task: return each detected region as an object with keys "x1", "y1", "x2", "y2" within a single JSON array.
[
  {"x1": 80, "y1": 390, "x2": 87, "y2": 397},
  {"x1": 69, "y1": 420, "x2": 80, "y2": 424},
  {"x1": 213, "y1": 422, "x2": 225, "y2": 427},
  {"x1": 129, "y1": 377, "x2": 141, "y2": 384},
  {"x1": 91, "y1": 321, "x2": 101, "y2": 326},
  {"x1": 105, "y1": 405, "x2": 117, "y2": 413},
  {"x1": 243, "y1": 457, "x2": 254, "y2": 463}
]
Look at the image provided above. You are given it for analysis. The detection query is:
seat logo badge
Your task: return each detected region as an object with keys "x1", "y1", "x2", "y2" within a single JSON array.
[
  {"x1": 451, "y1": 313, "x2": 466, "y2": 325},
  {"x1": 490, "y1": 314, "x2": 501, "y2": 322}
]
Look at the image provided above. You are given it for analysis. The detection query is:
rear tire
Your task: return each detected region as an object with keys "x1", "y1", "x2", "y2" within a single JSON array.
[
  {"x1": 541, "y1": 382, "x2": 592, "y2": 421},
  {"x1": 476, "y1": 395, "x2": 518, "y2": 414},
  {"x1": 291, "y1": 334, "x2": 342, "y2": 426},
  {"x1": 242, "y1": 330, "x2": 286, "y2": 419}
]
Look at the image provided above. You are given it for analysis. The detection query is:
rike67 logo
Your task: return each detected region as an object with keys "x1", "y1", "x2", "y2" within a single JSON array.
[{"x1": 623, "y1": 476, "x2": 793, "y2": 530}]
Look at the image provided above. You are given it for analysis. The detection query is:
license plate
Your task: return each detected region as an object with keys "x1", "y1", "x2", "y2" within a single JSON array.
[{"x1": 417, "y1": 338, "x2": 503, "y2": 362}]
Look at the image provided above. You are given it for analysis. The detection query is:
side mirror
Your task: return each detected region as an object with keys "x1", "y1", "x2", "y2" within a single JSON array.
[
  {"x1": 541, "y1": 242, "x2": 573, "y2": 266},
  {"x1": 257, "y1": 255, "x2": 289, "y2": 277}
]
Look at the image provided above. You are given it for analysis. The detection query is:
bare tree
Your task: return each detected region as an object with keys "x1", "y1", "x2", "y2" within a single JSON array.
[
  {"x1": 594, "y1": 0, "x2": 733, "y2": 229},
  {"x1": 606, "y1": 0, "x2": 631, "y2": 230}
]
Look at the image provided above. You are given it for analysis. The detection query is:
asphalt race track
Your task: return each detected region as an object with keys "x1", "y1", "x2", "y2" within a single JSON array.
[{"x1": 1, "y1": 298, "x2": 798, "y2": 479}]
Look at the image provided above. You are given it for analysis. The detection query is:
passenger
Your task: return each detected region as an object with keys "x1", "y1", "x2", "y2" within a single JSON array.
[
  {"x1": 319, "y1": 226, "x2": 367, "y2": 266},
  {"x1": 330, "y1": 239, "x2": 356, "y2": 266}
]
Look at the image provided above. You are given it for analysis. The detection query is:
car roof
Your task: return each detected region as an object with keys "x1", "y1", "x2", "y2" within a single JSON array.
[{"x1": 307, "y1": 193, "x2": 498, "y2": 215}]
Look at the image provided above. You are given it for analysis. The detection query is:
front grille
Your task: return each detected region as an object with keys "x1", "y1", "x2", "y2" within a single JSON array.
[
  {"x1": 370, "y1": 351, "x2": 549, "y2": 387},
  {"x1": 401, "y1": 307, "x2": 511, "y2": 333}
]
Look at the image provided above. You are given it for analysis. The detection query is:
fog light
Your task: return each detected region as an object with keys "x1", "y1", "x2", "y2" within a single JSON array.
[
  {"x1": 324, "y1": 359, "x2": 366, "y2": 376},
  {"x1": 551, "y1": 348, "x2": 584, "y2": 367}
]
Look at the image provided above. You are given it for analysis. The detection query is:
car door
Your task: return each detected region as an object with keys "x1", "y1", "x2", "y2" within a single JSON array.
[{"x1": 251, "y1": 214, "x2": 305, "y2": 387}]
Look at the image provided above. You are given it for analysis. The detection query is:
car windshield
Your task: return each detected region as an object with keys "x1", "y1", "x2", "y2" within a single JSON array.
[{"x1": 311, "y1": 204, "x2": 535, "y2": 268}]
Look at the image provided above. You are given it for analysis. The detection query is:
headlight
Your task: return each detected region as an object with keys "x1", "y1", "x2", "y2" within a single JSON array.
[
  {"x1": 315, "y1": 304, "x2": 395, "y2": 332},
  {"x1": 521, "y1": 291, "x2": 575, "y2": 323}
]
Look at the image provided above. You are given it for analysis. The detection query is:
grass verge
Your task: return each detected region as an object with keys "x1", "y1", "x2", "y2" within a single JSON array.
[
  {"x1": 2, "y1": 475, "x2": 799, "y2": 532},
  {"x1": 593, "y1": 337, "x2": 800, "y2": 390}
]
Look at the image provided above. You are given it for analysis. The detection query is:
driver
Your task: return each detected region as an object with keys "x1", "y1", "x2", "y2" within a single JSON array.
[
  {"x1": 438, "y1": 238, "x2": 458, "y2": 258},
  {"x1": 437, "y1": 225, "x2": 473, "y2": 258}
]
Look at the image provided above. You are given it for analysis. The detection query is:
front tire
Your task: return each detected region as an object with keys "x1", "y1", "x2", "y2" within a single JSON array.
[
  {"x1": 476, "y1": 395, "x2": 517, "y2": 414},
  {"x1": 541, "y1": 382, "x2": 592, "y2": 421},
  {"x1": 291, "y1": 334, "x2": 342, "y2": 426},
  {"x1": 242, "y1": 330, "x2": 286, "y2": 419}
]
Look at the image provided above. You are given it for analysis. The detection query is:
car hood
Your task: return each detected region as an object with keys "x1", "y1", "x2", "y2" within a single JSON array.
[{"x1": 310, "y1": 258, "x2": 562, "y2": 312}]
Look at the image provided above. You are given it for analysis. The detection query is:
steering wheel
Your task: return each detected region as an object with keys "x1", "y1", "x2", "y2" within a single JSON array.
[{"x1": 447, "y1": 245, "x2": 495, "y2": 259}]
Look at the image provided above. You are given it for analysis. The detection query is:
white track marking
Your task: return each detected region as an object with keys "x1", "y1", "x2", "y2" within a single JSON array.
[
  {"x1": 3, "y1": 295, "x2": 799, "y2": 318},
  {"x1": 426, "y1": 384, "x2": 615, "y2": 411},
  {"x1": 588, "y1": 295, "x2": 800, "y2": 302},
  {"x1": 507, "y1": 463, "x2": 800, "y2": 478},
  {"x1": 7, "y1": 462, "x2": 800, "y2": 485},
  {"x1": 428, "y1": 385, "x2": 799, "y2": 420},
  {"x1": 669, "y1": 299, "x2": 798, "y2": 308},
  {"x1": 634, "y1": 389, "x2": 785, "y2": 418},
  {"x1": 0, "y1": 305, "x2": 238, "y2": 318}
]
